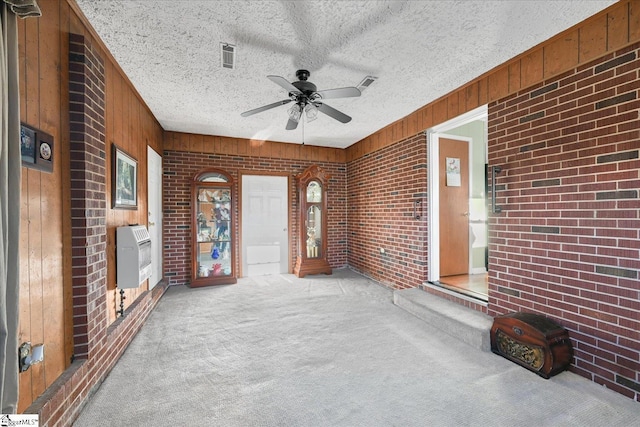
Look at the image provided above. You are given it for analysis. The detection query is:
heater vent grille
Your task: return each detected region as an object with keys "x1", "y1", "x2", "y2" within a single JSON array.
[{"x1": 221, "y1": 43, "x2": 235, "y2": 69}]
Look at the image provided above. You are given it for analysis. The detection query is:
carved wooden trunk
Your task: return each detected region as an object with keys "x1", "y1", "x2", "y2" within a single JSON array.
[{"x1": 490, "y1": 312, "x2": 573, "y2": 379}]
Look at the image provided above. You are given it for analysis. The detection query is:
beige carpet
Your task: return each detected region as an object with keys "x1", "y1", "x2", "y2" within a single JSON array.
[{"x1": 73, "y1": 268, "x2": 639, "y2": 426}]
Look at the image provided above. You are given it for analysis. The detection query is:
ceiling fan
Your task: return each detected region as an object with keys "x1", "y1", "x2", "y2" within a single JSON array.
[{"x1": 241, "y1": 69, "x2": 361, "y2": 130}]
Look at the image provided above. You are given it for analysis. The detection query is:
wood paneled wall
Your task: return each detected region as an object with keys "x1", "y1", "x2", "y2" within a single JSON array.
[
  {"x1": 104, "y1": 57, "x2": 164, "y2": 324},
  {"x1": 164, "y1": 131, "x2": 346, "y2": 163},
  {"x1": 346, "y1": 0, "x2": 640, "y2": 162},
  {"x1": 18, "y1": 0, "x2": 67, "y2": 412},
  {"x1": 17, "y1": 0, "x2": 164, "y2": 413}
]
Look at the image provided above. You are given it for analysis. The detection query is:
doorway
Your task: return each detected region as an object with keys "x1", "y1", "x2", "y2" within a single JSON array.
[
  {"x1": 428, "y1": 106, "x2": 488, "y2": 300},
  {"x1": 241, "y1": 174, "x2": 289, "y2": 276},
  {"x1": 147, "y1": 146, "x2": 163, "y2": 289}
]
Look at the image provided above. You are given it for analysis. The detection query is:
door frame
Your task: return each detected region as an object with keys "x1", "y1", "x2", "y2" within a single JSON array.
[
  {"x1": 239, "y1": 171, "x2": 291, "y2": 277},
  {"x1": 146, "y1": 146, "x2": 163, "y2": 289},
  {"x1": 427, "y1": 105, "x2": 487, "y2": 283}
]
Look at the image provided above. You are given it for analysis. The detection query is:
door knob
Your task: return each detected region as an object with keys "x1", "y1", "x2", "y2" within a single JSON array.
[
  {"x1": 149, "y1": 221, "x2": 156, "y2": 226},
  {"x1": 462, "y1": 212, "x2": 470, "y2": 217}
]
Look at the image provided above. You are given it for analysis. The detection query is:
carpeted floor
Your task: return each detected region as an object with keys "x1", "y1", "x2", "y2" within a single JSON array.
[{"x1": 73, "y1": 268, "x2": 639, "y2": 426}]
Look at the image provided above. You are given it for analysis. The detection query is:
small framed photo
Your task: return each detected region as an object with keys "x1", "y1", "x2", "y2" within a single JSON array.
[
  {"x1": 21, "y1": 123, "x2": 53, "y2": 173},
  {"x1": 112, "y1": 144, "x2": 137, "y2": 209},
  {"x1": 20, "y1": 124, "x2": 36, "y2": 165}
]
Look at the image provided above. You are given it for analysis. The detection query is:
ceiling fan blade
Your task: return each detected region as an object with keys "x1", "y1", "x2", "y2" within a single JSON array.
[
  {"x1": 315, "y1": 86, "x2": 361, "y2": 100},
  {"x1": 267, "y1": 75, "x2": 301, "y2": 94},
  {"x1": 285, "y1": 117, "x2": 299, "y2": 130},
  {"x1": 315, "y1": 102, "x2": 352, "y2": 123},
  {"x1": 241, "y1": 99, "x2": 292, "y2": 117}
]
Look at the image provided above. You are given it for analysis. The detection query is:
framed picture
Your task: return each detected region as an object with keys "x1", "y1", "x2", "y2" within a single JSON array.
[
  {"x1": 21, "y1": 123, "x2": 53, "y2": 173},
  {"x1": 112, "y1": 144, "x2": 137, "y2": 209},
  {"x1": 20, "y1": 124, "x2": 36, "y2": 165}
]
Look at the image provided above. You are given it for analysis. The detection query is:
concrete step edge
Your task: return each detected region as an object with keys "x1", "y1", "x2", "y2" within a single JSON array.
[{"x1": 393, "y1": 287, "x2": 493, "y2": 351}]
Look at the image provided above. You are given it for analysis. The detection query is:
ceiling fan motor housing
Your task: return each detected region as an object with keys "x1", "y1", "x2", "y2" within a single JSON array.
[{"x1": 291, "y1": 69, "x2": 317, "y2": 100}]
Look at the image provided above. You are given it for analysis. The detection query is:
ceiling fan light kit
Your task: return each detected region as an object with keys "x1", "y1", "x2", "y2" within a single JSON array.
[
  {"x1": 241, "y1": 69, "x2": 361, "y2": 130},
  {"x1": 287, "y1": 103, "x2": 302, "y2": 123}
]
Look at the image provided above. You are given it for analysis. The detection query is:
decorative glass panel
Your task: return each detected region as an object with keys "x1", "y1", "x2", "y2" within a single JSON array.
[
  {"x1": 196, "y1": 186, "x2": 233, "y2": 278},
  {"x1": 306, "y1": 181, "x2": 322, "y2": 203},
  {"x1": 306, "y1": 206, "x2": 322, "y2": 258},
  {"x1": 200, "y1": 172, "x2": 229, "y2": 182}
]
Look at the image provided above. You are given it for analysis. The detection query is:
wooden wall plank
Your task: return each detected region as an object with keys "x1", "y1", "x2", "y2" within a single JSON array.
[
  {"x1": 421, "y1": 105, "x2": 433, "y2": 129},
  {"x1": 18, "y1": 172, "x2": 32, "y2": 412},
  {"x1": 464, "y1": 82, "x2": 479, "y2": 111},
  {"x1": 38, "y1": 0, "x2": 66, "y2": 390},
  {"x1": 579, "y1": 14, "x2": 608, "y2": 63},
  {"x1": 544, "y1": 29, "x2": 579, "y2": 78},
  {"x1": 508, "y1": 61, "x2": 521, "y2": 93},
  {"x1": 24, "y1": 13, "x2": 47, "y2": 406},
  {"x1": 16, "y1": 16, "x2": 28, "y2": 410},
  {"x1": 432, "y1": 98, "x2": 448, "y2": 125},
  {"x1": 478, "y1": 77, "x2": 489, "y2": 106},
  {"x1": 520, "y1": 49, "x2": 544, "y2": 89},
  {"x1": 176, "y1": 132, "x2": 189, "y2": 151},
  {"x1": 447, "y1": 90, "x2": 460, "y2": 119},
  {"x1": 237, "y1": 139, "x2": 249, "y2": 156},
  {"x1": 189, "y1": 133, "x2": 204, "y2": 152},
  {"x1": 258, "y1": 140, "x2": 272, "y2": 158},
  {"x1": 406, "y1": 111, "x2": 418, "y2": 136},
  {"x1": 607, "y1": 2, "x2": 630, "y2": 51},
  {"x1": 211, "y1": 135, "x2": 221, "y2": 153},
  {"x1": 488, "y1": 66, "x2": 509, "y2": 102},
  {"x1": 631, "y1": 1, "x2": 640, "y2": 42}
]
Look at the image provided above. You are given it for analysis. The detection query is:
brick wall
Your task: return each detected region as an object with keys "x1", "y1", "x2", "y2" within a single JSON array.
[
  {"x1": 346, "y1": 133, "x2": 428, "y2": 289},
  {"x1": 26, "y1": 34, "x2": 167, "y2": 427},
  {"x1": 488, "y1": 43, "x2": 640, "y2": 400},
  {"x1": 163, "y1": 150, "x2": 347, "y2": 285},
  {"x1": 69, "y1": 33, "x2": 108, "y2": 361}
]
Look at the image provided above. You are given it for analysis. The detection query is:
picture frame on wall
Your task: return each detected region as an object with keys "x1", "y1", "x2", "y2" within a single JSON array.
[
  {"x1": 20, "y1": 124, "x2": 36, "y2": 165},
  {"x1": 21, "y1": 123, "x2": 54, "y2": 173},
  {"x1": 112, "y1": 144, "x2": 137, "y2": 209}
]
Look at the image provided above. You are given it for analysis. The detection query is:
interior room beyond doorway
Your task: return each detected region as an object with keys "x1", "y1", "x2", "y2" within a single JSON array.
[{"x1": 428, "y1": 106, "x2": 488, "y2": 301}]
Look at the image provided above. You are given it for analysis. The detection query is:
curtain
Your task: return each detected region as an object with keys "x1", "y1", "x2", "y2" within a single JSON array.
[{"x1": 0, "y1": 0, "x2": 39, "y2": 414}]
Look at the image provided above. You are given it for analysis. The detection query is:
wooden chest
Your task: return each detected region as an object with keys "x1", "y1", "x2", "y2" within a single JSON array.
[{"x1": 490, "y1": 312, "x2": 573, "y2": 379}]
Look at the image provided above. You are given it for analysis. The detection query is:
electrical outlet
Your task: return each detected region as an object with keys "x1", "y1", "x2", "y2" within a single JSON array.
[{"x1": 380, "y1": 248, "x2": 385, "y2": 254}]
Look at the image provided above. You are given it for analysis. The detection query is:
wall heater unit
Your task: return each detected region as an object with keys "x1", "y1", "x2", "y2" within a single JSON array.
[{"x1": 116, "y1": 225, "x2": 152, "y2": 288}]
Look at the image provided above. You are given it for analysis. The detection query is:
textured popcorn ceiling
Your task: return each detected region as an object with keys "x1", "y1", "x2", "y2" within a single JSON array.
[{"x1": 75, "y1": 1, "x2": 616, "y2": 148}]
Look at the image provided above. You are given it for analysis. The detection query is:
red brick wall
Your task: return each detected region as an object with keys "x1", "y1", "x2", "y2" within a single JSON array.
[
  {"x1": 163, "y1": 150, "x2": 347, "y2": 285},
  {"x1": 346, "y1": 133, "x2": 428, "y2": 289},
  {"x1": 488, "y1": 43, "x2": 640, "y2": 400},
  {"x1": 69, "y1": 33, "x2": 107, "y2": 361}
]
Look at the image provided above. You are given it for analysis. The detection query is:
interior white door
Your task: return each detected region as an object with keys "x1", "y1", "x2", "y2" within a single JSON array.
[
  {"x1": 242, "y1": 175, "x2": 288, "y2": 276},
  {"x1": 147, "y1": 146, "x2": 163, "y2": 289}
]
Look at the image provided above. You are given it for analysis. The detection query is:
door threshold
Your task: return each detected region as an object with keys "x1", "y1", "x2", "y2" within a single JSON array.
[{"x1": 430, "y1": 280, "x2": 488, "y2": 303}]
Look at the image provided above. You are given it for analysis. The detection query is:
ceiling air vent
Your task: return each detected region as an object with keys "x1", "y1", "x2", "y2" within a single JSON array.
[
  {"x1": 221, "y1": 43, "x2": 235, "y2": 69},
  {"x1": 357, "y1": 75, "x2": 377, "y2": 92}
]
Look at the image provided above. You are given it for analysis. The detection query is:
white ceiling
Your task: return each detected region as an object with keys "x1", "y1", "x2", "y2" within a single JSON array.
[{"x1": 75, "y1": 1, "x2": 616, "y2": 149}]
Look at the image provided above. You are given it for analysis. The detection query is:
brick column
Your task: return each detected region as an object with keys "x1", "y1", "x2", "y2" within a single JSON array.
[{"x1": 68, "y1": 34, "x2": 107, "y2": 359}]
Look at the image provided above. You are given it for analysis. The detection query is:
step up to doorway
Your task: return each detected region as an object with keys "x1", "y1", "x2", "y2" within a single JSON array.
[{"x1": 393, "y1": 287, "x2": 493, "y2": 352}]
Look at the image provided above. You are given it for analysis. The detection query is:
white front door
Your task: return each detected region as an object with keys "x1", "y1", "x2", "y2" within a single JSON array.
[
  {"x1": 147, "y1": 146, "x2": 163, "y2": 288},
  {"x1": 241, "y1": 175, "x2": 288, "y2": 276}
]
